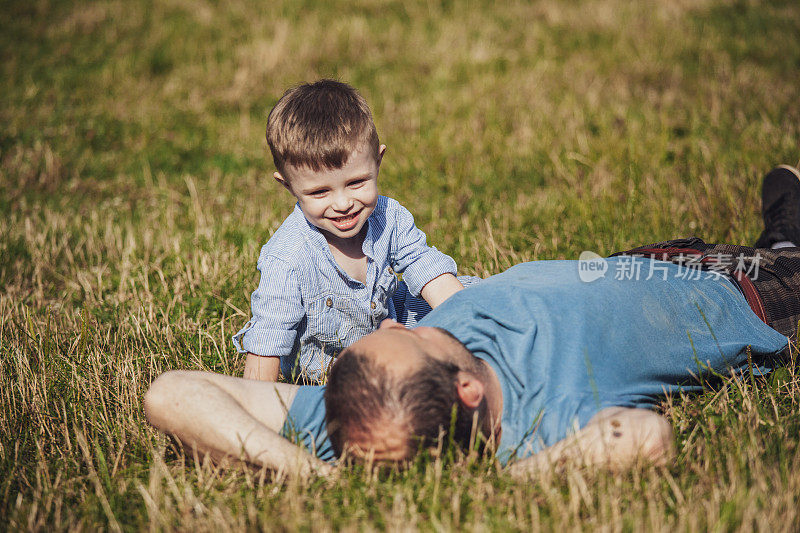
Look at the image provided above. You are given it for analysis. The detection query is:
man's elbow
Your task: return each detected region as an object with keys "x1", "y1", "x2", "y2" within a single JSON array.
[
  {"x1": 144, "y1": 370, "x2": 189, "y2": 430},
  {"x1": 640, "y1": 414, "x2": 675, "y2": 466},
  {"x1": 597, "y1": 408, "x2": 675, "y2": 470}
]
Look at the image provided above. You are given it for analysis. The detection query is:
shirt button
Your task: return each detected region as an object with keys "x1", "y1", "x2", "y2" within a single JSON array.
[
  {"x1": 370, "y1": 301, "x2": 377, "y2": 310},
  {"x1": 326, "y1": 298, "x2": 333, "y2": 307}
]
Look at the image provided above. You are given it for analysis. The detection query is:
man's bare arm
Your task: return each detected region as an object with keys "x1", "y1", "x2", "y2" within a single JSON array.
[
  {"x1": 507, "y1": 407, "x2": 674, "y2": 477},
  {"x1": 144, "y1": 370, "x2": 331, "y2": 477},
  {"x1": 244, "y1": 353, "x2": 281, "y2": 381},
  {"x1": 420, "y1": 273, "x2": 464, "y2": 308}
]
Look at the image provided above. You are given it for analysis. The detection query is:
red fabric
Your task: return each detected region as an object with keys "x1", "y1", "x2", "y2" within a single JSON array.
[{"x1": 731, "y1": 270, "x2": 768, "y2": 323}]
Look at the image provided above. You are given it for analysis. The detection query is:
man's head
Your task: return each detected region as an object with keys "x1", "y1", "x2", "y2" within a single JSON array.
[
  {"x1": 325, "y1": 320, "x2": 490, "y2": 462},
  {"x1": 267, "y1": 79, "x2": 385, "y2": 242}
]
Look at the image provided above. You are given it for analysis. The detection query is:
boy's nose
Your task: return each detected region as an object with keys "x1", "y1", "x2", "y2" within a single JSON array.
[{"x1": 331, "y1": 192, "x2": 354, "y2": 212}]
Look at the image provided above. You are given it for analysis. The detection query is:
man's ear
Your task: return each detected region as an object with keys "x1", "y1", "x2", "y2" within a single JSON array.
[
  {"x1": 274, "y1": 171, "x2": 292, "y2": 192},
  {"x1": 455, "y1": 371, "x2": 484, "y2": 409}
]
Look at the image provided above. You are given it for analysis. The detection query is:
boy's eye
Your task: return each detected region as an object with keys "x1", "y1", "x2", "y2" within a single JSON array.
[
  {"x1": 308, "y1": 189, "x2": 327, "y2": 197},
  {"x1": 348, "y1": 179, "x2": 367, "y2": 188}
]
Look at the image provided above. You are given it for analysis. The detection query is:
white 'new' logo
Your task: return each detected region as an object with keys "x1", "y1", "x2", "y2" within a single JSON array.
[{"x1": 578, "y1": 251, "x2": 608, "y2": 282}]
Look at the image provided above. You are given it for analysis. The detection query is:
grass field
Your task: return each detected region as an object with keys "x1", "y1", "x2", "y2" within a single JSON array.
[{"x1": 3, "y1": 0, "x2": 800, "y2": 530}]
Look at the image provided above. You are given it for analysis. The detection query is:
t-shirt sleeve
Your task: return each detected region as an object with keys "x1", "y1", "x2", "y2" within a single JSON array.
[
  {"x1": 390, "y1": 202, "x2": 457, "y2": 297},
  {"x1": 232, "y1": 253, "x2": 305, "y2": 356},
  {"x1": 280, "y1": 385, "x2": 336, "y2": 462}
]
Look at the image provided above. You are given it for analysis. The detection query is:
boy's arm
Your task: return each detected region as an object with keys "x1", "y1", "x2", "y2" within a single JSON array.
[
  {"x1": 389, "y1": 201, "x2": 460, "y2": 297},
  {"x1": 235, "y1": 255, "x2": 303, "y2": 381},
  {"x1": 244, "y1": 353, "x2": 281, "y2": 381},
  {"x1": 419, "y1": 272, "x2": 465, "y2": 308},
  {"x1": 144, "y1": 370, "x2": 332, "y2": 477}
]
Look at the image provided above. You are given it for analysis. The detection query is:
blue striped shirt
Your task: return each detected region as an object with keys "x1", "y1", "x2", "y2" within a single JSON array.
[{"x1": 233, "y1": 195, "x2": 480, "y2": 383}]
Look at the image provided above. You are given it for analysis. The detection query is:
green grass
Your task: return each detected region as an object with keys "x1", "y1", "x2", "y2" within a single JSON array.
[{"x1": 2, "y1": 0, "x2": 800, "y2": 529}]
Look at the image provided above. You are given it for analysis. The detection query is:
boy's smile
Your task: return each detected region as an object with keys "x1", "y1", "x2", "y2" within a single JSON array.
[
  {"x1": 330, "y1": 210, "x2": 362, "y2": 231},
  {"x1": 275, "y1": 142, "x2": 386, "y2": 244}
]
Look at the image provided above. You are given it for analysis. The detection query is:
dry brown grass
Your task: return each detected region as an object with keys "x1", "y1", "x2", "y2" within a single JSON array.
[{"x1": 2, "y1": 0, "x2": 800, "y2": 529}]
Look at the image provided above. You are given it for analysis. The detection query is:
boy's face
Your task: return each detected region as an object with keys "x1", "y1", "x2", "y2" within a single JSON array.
[{"x1": 276, "y1": 142, "x2": 386, "y2": 243}]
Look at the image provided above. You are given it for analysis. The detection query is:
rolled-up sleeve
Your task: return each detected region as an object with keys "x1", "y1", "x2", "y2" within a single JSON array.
[
  {"x1": 232, "y1": 255, "x2": 304, "y2": 356},
  {"x1": 390, "y1": 204, "x2": 457, "y2": 297}
]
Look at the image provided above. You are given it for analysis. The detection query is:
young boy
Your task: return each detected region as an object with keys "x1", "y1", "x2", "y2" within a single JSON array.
[{"x1": 233, "y1": 80, "x2": 477, "y2": 383}]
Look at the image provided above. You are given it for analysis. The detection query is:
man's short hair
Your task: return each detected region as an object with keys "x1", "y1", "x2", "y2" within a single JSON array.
[
  {"x1": 324, "y1": 347, "x2": 485, "y2": 460},
  {"x1": 266, "y1": 79, "x2": 380, "y2": 176}
]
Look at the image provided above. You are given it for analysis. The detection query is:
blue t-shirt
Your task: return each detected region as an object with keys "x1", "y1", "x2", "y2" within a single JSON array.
[
  {"x1": 280, "y1": 385, "x2": 336, "y2": 462},
  {"x1": 281, "y1": 259, "x2": 788, "y2": 463}
]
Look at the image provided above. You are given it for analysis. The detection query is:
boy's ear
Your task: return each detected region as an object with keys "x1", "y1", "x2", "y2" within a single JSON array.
[
  {"x1": 377, "y1": 144, "x2": 387, "y2": 164},
  {"x1": 274, "y1": 172, "x2": 291, "y2": 191},
  {"x1": 455, "y1": 371, "x2": 484, "y2": 409}
]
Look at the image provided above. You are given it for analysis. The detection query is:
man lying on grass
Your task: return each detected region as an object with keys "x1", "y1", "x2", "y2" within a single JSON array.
[{"x1": 145, "y1": 165, "x2": 800, "y2": 477}]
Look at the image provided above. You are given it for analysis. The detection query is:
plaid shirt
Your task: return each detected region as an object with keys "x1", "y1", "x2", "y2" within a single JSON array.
[{"x1": 233, "y1": 196, "x2": 478, "y2": 382}]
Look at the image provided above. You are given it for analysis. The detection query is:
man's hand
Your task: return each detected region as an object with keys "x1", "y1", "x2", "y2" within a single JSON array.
[
  {"x1": 420, "y1": 273, "x2": 464, "y2": 308},
  {"x1": 286, "y1": 453, "x2": 335, "y2": 479},
  {"x1": 507, "y1": 408, "x2": 675, "y2": 478},
  {"x1": 244, "y1": 353, "x2": 281, "y2": 381}
]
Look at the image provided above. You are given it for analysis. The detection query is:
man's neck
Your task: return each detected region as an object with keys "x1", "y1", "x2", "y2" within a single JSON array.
[{"x1": 478, "y1": 359, "x2": 504, "y2": 441}]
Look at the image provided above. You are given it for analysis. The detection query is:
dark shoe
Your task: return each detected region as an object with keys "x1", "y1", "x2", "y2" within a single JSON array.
[{"x1": 755, "y1": 165, "x2": 800, "y2": 248}]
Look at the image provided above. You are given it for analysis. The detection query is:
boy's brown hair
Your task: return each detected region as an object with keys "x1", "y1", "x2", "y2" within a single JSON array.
[{"x1": 266, "y1": 79, "x2": 380, "y2": 176}]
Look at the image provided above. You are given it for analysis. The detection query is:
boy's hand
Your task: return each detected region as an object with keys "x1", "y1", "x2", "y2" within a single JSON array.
[
  {"x1": 419, "y1": 273, "x2": 464, "y2": 308},
  {"x1": 244, "y1": 353, "x2": 281, "y2": 381}
]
